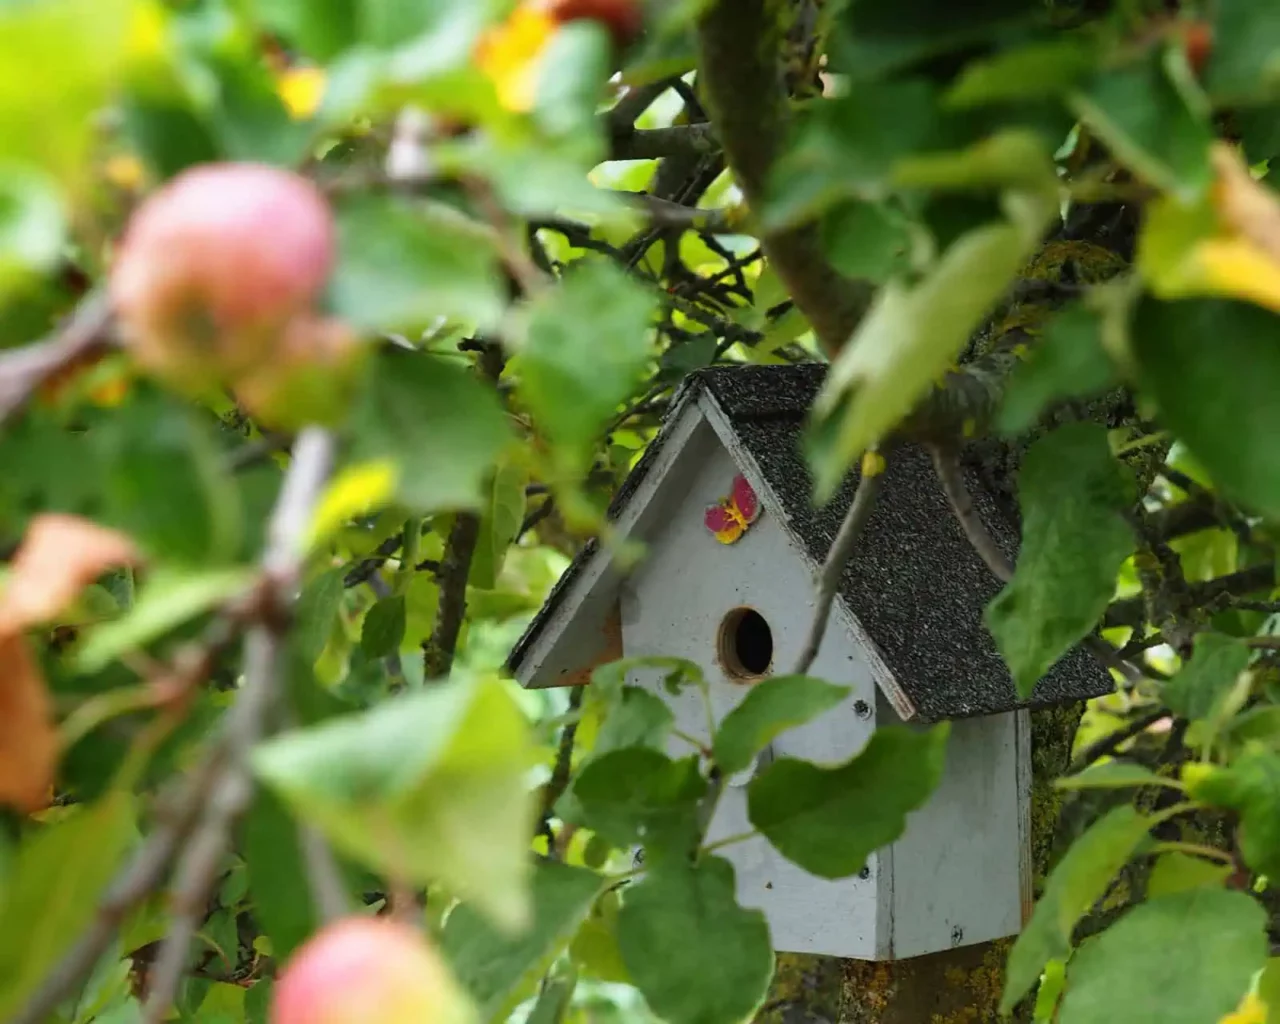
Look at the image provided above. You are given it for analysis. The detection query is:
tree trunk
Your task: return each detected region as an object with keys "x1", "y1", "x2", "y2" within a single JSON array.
[{"x1": 757, "y1": 704, "x2": 1083, "y2": 1024}]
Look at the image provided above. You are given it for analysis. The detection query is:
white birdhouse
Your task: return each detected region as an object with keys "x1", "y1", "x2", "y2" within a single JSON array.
[{"x1": 508, "y1": 365, "x2": 1110, "y2": 961}]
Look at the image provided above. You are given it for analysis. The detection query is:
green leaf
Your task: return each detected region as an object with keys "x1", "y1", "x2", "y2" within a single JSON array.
[
  {"x1": 295, "y1": 568, "x2": 346, "y2": 666},
  {"x1": 593, "y1": 687, "x2": 676, "y2": 755},
  {"x1": 441, "y1": 859, "x2": 602, "y2": 1021},
  {"x1": 808, "y1": 199, "x2": 1053, "y2": 501},
  {"x1": 360, "y1": 595, "x2": 407, "y2": 659},
  {"x1": 252, "y1": 673, "x2": 537, "y2": 930},
  {"x1": 747, "y1": 724, "x2": 949, "y2": 878},
  {"x1": 570, "y1": 749, "x2": 705, "y2": 857},
  {"x1": 556, "y1": 686, "x2": 677, "y2": 829},
  {"x1": 764, "y1": 80, "x2": 942, "y2": 229},
  {"x1": 242, "y1": 788, "x2": 324, "y2": 962},
  {"x1": 1163, "y1": 634, "x2": 1252, "y2": 723},
  {"x1": 618, "y1": 857, "x2": 773, "y2": 1024},
  {"x1": 0, "y1": 791, "x2": 136, "y2": 1019},
  {"x1": 820, "y1": 200, "x2": 913, "y2": 284},
  {"x1": 1206, "y1": 0, "x2": 1280, "y2": 103},
  {"x1": 1132, "y1": 297, "x2": 1280, "y2": 519},
  {"x1": 985, "y1": 424, "x2": 1134, "y2": 695},
  {"x1": 946, "y1": 38, "x2": 1098, "y2": 107},
  {"x1": 518, "y1": 261, "x2": 657, "y2": 470},
  {"x1": 352, "y1": 348, "x2": 511, "y2": 514},
  {"x1": 470, "y1": 461, "x2": 527, "y2": 591},
  {"x1": 712, "y1": 676, "x2": 850, "y2": 775},
  {"x1": 833, "y1": 0, "x2": 1034, "y2": 82},
  {"x1": 1070, "y1": 50, "x2": 1213, "y2": 200},
  {"x1": 998, "y1": 305, "x2": 1115, "y2": 434},
  {"x1": 1054, "y1": 762, "x2": 1180, "y2": 792},
  {"x1": 0, "y1": 0, "x2": 131, "y2": 185},
  {"x1": 255, "y1": 0, "x2": 359, "y2": 62},
  {"x1": 96, "y1": 391, "x2": 241, "y2": 565},
  {"x1": 1001, "y1": 806, "x2": 1154, "y2": 1012},
  {"x1": 331, "y1": 196, "x2": 505, "y2": 335},
  {"x1": 1146, "y1": 851, "x2": 1232, "y2": 898},
  {"x1": 533, "y1": 20, "x2": 611, "y2": 156},
  {"x1": 1058, "y1": 889, "x2": 1266, "y2": 1024},
  {"x1": 1182, "y1": 745, "x2": 1280, "y2": 879},
  {"x1": 74, "y1": 566, "x2": 256, "y2": 674}
]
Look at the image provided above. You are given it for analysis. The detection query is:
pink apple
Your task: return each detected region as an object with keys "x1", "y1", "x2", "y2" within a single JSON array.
[
  {"x1": 110, "y1": 162, "x2": 335, "y2": 389},
  {"x1": 270, "y1": 917, "x2": 475, "y2": 1024}
]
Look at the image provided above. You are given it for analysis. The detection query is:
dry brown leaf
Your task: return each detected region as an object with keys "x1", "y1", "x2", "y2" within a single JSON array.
[
  {"x1": 0, "y1": 632, "x2": 56, "y2": 813},
  {"x1": 1210, "y1": 142, "x2": 1280, "y2": 265},
  {"x1": 0, "y1": 513, "x2": 139, "y2": 632}
]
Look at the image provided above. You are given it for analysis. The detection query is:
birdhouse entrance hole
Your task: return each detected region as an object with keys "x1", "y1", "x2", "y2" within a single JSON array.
[{"x1": 718, "y1": 606, "x2": 773, "y2": 680}]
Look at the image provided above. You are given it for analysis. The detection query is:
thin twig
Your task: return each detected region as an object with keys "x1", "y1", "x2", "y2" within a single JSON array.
[
  {"x1": 792, "y1": 467, "x2": 883, "y2": 675},
  {"x1": 540, "y1": 686, "x2": 585, "y2": 857},
  {"x1": 1067, "y1": 707, "x2": 1171, "y2": 774},
  {"x1": 8, "y1": 739, "x2": 230, "y2": 1024},
  {"x1": 141, "y1": 429, "x2": 336, "y2": 1022},
  {"x1": 0, "y1": 291, "x2": 114, "y2": 427},
  {"x1": 928, "y1": 445, "x2": 1014, "y2": 582}
]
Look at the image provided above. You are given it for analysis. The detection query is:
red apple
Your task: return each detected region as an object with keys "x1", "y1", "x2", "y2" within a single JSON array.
[
  {"x1": 548, "y1": 0, "x2": 643, "y2": 46},
  {"x1": 233, "y1": 314, "x2": 365, "y2": 429},
  {"x1": 110, "y1": 162, "x2": 335, "y2": 390},
  {"x1": 271, "y1": 917, "x2": 475, "y2": 1024}
]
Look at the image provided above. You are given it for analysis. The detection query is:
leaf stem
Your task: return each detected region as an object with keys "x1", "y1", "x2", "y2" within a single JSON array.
[
  {"x1": 701, "y1": 830, "x2": 758, "y2": 855},
  {"x1": 1148, "y1": 840, "x2": 1235, "y2": 864}
]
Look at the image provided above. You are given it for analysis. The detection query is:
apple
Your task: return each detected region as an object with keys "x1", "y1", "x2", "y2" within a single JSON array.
[
  {"x1": 271, "y1": 916, "x2": 475, "y2": 1024},
  {"x1": 110, "y1": 162, "x2": 335, "y2": 391}
]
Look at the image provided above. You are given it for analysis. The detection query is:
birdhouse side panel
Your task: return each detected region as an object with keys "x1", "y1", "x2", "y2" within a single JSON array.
[
  {"x1": 880, "y1": 698, "x2": 1029, "y2": 960},
  {"x1": 616, "y1": 441, "x2": 889, "y2": 958}
]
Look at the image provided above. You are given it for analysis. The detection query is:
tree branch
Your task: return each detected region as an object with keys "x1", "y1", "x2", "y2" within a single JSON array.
[
  {"x1": 423, "y1": 513, "x2": 481, "y2": 679},
  {"x1": 0, "y1": 291, "x2": 115, "y2": 427},
  {"x1": 141, "y1": 429, "x2": 336, "y2": 1022},
  {"x1": 929, "y1": 445, "x2": 1014, "y2": 583},
  {"x1": 1103, "y1": 564, "x2": 1277, "y2": 631},
  {"x1": 694, "y1": 0, "x2": 873, "y2": 356},
  {"x1": 609, "y1": 123, "x2": 719, "y2": 163},
  {"x1": 793, "y1": 467, "x2": 882, "y2": 675}
]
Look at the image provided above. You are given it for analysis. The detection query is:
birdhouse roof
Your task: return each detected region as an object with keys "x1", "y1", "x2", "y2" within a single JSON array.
[{"x1": 508, "y1": 363, "x2": 1112, "y2": 722}]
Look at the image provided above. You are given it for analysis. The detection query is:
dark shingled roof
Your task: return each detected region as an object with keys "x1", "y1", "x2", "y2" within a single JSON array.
[{"x1": 509, "y1": 364, "x2": 1113, "y2": 722}]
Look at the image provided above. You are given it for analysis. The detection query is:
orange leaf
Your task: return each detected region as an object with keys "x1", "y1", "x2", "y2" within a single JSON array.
[
  {"x1": 1211, "y1": 143, "x2": 1280, "y2": 266},
  {"x1": 0, "y1": 633, "x2": 56, "y2": 813},
  {"x1": 0, "y1": 514, "x2": 139, "y2": 632}
]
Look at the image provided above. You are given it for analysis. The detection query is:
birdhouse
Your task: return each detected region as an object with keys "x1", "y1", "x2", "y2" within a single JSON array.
[{"x1": 508, "y1": 364, "x2": 1111, "y2": 961}]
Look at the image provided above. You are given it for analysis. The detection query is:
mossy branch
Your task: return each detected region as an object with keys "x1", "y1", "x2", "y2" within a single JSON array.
[{"x1": 694, "y1": 0, "x2": 873, "y2": 357}]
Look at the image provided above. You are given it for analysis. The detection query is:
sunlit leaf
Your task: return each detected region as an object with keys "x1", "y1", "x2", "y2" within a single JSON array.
[
  {"x1": 0, "y1": 791, "x2": 136, "y2": 1018},
  {"x1": 252, "y1": 673, "x2": 538, "y2": 929},
  {"x1": 1002, "y1": 806, "x2": 1154, "y2": 1012},
  {"x1": 74, "y1": 565, "x2": 256, "y2": 674},
  {"x1": 808, "y1": 196, "x2": 1054, "y2": 501}
]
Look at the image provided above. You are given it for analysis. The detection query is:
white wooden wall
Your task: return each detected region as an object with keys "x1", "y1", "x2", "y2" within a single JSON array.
[{"x1": 619, "y1": 432, "x2": 888, "y2": 958}]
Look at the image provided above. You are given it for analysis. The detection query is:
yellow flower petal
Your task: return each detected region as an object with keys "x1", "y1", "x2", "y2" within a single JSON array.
[
  {"x1": 277, "y1": 66, "x2": 326, "y2": 121},
  {"x1": 474, "y1": 3, "x2": 556, "y2": 113}
]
